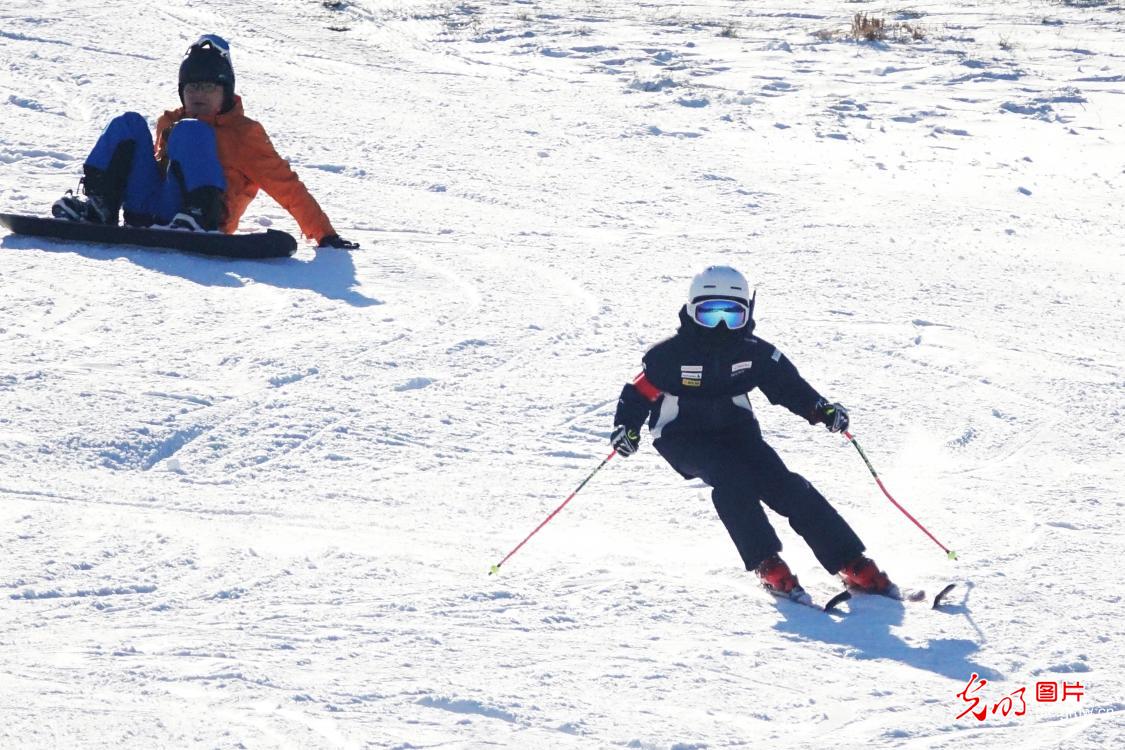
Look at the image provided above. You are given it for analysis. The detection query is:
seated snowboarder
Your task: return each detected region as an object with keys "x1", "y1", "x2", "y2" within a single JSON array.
[
  {"x1": 53, "y1": 34, "x2": 356, "y2": 248},
  {"x1": 610, "y1": 265, "x2": 897, "y2": 604}
]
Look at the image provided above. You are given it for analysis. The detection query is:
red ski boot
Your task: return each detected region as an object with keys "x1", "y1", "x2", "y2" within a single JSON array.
[
  {"x1": 838, "y1": 555, "x2": 900, "y2": 598},
  {"x1": 757, "y1": 554, "x2": 811, "y2": 605}
]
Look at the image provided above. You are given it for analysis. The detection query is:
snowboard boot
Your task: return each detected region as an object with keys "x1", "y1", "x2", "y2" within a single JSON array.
[
  {"x1": 52, "y1": 168, "x2": 119, "y2": 225},
  {"x1": 838, "y1": 555, "x2": 899, "y2": 597},
  {"x1": 52, "y1": 149, "x2": 130, "y2": 225},
  {"x1": 52, "y1": 189, "x2": 114, "y2": 224},
  {"x1": 169, "y1": 186, "x2": 224, "y2": 233},
  {"x1": 757, "y1": 554, "x2": 810, "y2": 605}
]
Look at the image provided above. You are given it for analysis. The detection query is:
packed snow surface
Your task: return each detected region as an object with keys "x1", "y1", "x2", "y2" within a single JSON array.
[{"x1": 1, "y1": 0, "x2": 1123, "y2": 747}]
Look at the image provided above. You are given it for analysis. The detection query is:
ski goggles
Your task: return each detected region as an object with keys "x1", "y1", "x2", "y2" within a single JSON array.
[
  {"x1": 188, "y1": 34, "x2": 231, "y2": 61},
  {"x1": 692, "y1": 298, "x2": 749, "y2": 329}
]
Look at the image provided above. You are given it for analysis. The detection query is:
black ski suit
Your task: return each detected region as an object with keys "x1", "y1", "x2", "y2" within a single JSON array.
[{"x1": 614, "y1": 308, "x2": 864, "y2": 574}]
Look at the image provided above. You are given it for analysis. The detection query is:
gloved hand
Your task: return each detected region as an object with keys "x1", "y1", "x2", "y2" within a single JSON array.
[
  {"x1": 319, "y1": 233, "x2": 359, "y2": 249},
  {"x1": 814, "y1": 398, "x2": 850, "y2": 433},
  {"x1": 610, "y1": 425, "x2": 641, "y2": 457}
]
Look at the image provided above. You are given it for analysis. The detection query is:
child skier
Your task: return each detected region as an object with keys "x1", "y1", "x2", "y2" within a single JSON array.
[
  {"x1": 610, "y1": 265, "x2": 897, "y2": 604},
  {"x1": 53, "y1": 35, "x2": 356, "y2": 248}
]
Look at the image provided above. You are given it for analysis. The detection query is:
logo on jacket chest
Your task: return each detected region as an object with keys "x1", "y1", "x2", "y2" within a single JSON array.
[
  {"x1": 732, "y1": 360, "x2": 753, "y2": 374},
  {"x1": 681, "y1": 365, "x2": 702, "y2": 387}
]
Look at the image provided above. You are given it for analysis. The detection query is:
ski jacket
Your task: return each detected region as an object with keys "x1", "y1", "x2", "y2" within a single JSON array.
[
  {"x1": 614, "y1": 308, "x2": 825, "y2": 443},
  {"x1": 155, "y1": 96, "x2": 335, "y2": 241}
]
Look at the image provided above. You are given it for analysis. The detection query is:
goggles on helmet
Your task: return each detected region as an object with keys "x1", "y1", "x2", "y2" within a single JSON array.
[
  {"x1": 692, "y1": 298, "x2": 749, "y2": 329},
  {"x1": 188, "y1": 34, "x2": 232, "y2": 61}
]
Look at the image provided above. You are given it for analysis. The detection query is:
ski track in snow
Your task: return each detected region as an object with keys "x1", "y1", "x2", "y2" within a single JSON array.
[{"x1": 1, "y1": 1, "x2": 1124, "y2": 748}]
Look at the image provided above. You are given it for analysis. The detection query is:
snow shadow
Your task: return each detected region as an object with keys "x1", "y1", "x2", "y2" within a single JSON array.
[
  {"x1": 771, "y1": 596, "x2": 1000, "y2": 682},
  {"x1": 1, "y1": 235, "x2": 382, "y2": 307}
]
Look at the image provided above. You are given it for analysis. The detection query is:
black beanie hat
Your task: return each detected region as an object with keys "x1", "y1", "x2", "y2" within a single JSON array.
[{"x1": 178, "y1": 35, "x2": 235, "y2": 113}]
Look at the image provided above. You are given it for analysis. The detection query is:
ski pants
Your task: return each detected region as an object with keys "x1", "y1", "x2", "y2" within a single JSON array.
[
  {"x1": 85, "y1": 112, "x2": 226, "y2": 224},
  {"x1": 655, "y1": 425, "x2": 864, "y2": 574}
]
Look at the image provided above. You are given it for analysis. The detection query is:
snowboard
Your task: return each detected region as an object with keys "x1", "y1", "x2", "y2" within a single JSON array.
[{"x1": 0, "y1": 213, "x2": 297, "y2": 259}]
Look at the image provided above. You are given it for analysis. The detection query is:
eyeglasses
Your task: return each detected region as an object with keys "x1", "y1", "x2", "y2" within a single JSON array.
[
  {"x1": 183, "y1": 81, "x2": 222, "y2": 94},
  {"x1": 187, "y1": 34, "x2": 231, "y2": 61},
  {"x1": 693, "y1": 298, "x2": 749, "y2": 329}
]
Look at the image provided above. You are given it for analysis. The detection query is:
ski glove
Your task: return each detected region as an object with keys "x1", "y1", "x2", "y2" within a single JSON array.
[
  {"x1": 611, "y1": 425, "x2": 641, "y2": 457},
  {"x1": 814, "y1": 398, "x2": 850, "y2": 433},
  {"x1": 319, "y1": 233, "x2": 359, "y2": 249}
]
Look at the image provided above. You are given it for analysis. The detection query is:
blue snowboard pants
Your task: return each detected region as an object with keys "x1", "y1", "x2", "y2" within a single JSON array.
[{"x1": 85, "y1": 112, "x2": 226, "y2": 224}]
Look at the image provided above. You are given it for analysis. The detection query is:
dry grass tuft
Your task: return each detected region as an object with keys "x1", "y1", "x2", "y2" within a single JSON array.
[
  {"x1": 841, "y1": 13, "x2": 926, "y2": 42},
  {"x1": 852, "y1": 12, "x2": 886, "y2": 41}
]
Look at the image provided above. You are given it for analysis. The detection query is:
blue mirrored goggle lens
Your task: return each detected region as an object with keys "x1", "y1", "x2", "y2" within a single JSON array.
[{"x1": 693, "y1": 299, "x2": 748, "y2": 328}]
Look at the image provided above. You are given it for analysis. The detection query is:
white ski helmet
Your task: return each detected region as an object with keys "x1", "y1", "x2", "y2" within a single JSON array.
[{"x1": 688, "y1": 265, "x2": 749, "y2": 304}]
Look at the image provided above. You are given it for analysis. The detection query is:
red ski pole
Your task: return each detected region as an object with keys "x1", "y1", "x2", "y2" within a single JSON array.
[
  {"x1": 843, "y1": 431, "x2": 958, "y2": 560},
  {"x1": 489, "y1": 450, "x2": 617, "y2": 575}
]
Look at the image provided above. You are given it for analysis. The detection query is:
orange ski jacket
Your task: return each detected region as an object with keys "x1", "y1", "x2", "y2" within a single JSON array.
[{"x1": 155, "y1": 96, "x2": 335, "y2": 241}]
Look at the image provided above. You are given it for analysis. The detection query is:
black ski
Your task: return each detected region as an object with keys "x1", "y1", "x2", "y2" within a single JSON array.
[
  {"x1": 931, "y1": 582, "x2": 956, "y2": 608},
  {"x1": 844, "y1": 582, "x2": 957, "y2": 609},
  {"x1": 0, "y1": 212, "x2": 297, "y2": 259},
  {"x1": 823, "y1": 589, "x2": 852, "y2": 612},
  {"x1": 766, "y1": 586, "x2": 851, "y2": 614}
]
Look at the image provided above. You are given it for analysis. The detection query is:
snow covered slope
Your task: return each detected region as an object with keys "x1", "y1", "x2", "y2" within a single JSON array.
[{"x1": 1, "y1": 1, "x2": 1122, "y2": 747}]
